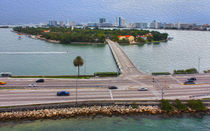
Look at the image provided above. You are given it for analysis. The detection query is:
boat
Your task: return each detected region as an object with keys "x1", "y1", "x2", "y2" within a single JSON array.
[{"x1": 18, "y1": 33, "x2": 22, "y2": 39}]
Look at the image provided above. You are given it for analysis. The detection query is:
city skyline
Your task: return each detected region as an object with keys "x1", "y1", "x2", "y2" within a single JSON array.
[{"x1": 0, "y1": 0, "x2": 210, "y2": 25}]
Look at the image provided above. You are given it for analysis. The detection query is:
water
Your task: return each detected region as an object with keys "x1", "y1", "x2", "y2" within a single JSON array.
[
  {"x1": 0, "y1": 28, "x2": 117, "y2": 75},
  {"x1": 0, "y1": 115, "x2": 209, "y2": 131},
  {"x1": 121, "y1": 30, "x2": 210, "y2": 73},
  {"x1": 1, "y1": 29, "x2": 210, "y2": 75}
]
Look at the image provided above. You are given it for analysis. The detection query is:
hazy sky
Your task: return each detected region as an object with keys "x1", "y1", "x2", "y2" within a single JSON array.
[{"x1": 0, "y1": 0, "x2": 210, "y2": 24}]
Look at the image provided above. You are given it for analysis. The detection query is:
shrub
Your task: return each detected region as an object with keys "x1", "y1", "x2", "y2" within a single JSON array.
[
  {"x1": 174, "y1": 68, "x2": 198, "y2": 74},
  {"x1": 160, "y1": 99, "x2": 175, "y2": 112},
  {"x1": 173, "y1": 99, "x2": 188, "y2": 111},
  {"x1": 187, "y1": 99, "x2": 207, "y2": 111},
  {"x1": 131, "y1": 104, "x2": 138, "y2": 109},
  {"x1": 94, "y1": 72, "x2": 119, "y2": 77},
  {"x1": 204, "y1": 70, "x2": 210, "y2": 73},
  {"x1": 152, "y1": 72, "x2": 171, "y2": 75}
]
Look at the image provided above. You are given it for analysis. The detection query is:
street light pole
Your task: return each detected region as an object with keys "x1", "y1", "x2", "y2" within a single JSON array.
[
  {"x1": 198, "y1": 57, "x2": 201, "y2": 73},
  {"x1": 153, "y1": 78, "x2": 164, "y2": 100},
  {"x1": 76, "y1": 76, "x2": 78, "y2": 105}
]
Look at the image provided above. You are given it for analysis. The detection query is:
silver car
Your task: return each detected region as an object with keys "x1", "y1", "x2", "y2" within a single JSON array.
[{"x1": 28, "y1": 83, "x2": 37, "y2": 87}]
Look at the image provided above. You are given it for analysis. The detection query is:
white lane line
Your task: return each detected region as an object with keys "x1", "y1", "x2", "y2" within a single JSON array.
[
  {"x1": 109, "y1": 90, "x2": 113, "y2": 100},
  {"x1": 170, "y1": 75, "x2": 183, "y2": 84}
]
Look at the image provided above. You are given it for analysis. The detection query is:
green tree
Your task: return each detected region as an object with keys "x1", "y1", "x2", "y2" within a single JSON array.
[
  {"x1": 74, "y1": 56, "x2": 84, "y2": 77},
  {"x1": 73, "y1": 56, "x2": 84, "y2": 104},
  {"x1": 173, "y1": 99, "x2": 188, "y2": 111},
  {"x1": 160, "y1": 99, "x2": 175, "y2": 112},
  {"x1": 187, "y1": 99, "x2": 207, "y2": 111},
  {"x1": 136, "y1": 37, "x2": 146, "y2": 43}
]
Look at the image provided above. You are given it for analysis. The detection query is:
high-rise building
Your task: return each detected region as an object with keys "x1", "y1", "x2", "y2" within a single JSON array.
[
  {"x1": 66, "y1": 21, "x2": 75, "y2": 27},
  {"x1": 49, "y1": 20, "x2": 57, "y2": 27},
  {"x1": 116, "y1": 17, "x2": 126, "y2": 27},
  {"x1": 99, "y1": 18, "x2": 106, "y2": 23},
  {"x1": 60, "y1": 21, "x2": 64, "y2": 27},
  {"x1": 87, "y1": 23, "x2": 98, "y2": 27},
  {"x1": 122, "y1": 18, "x2": 126, "y2": 27},
  {"x1": 133, "y1": 22, "x2": 148, "y2": 29},
  {"x1": 149, "y1": 20, "x2": 161, "y2": 29}
]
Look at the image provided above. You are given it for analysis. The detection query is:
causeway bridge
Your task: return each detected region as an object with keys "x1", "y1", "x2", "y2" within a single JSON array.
[{"x1": 106, "y1": 39, "x2": 143, "y2": 77}]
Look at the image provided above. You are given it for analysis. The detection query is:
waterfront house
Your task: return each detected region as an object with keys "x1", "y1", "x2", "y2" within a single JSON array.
[
  {"x1": 118, "y1": 35, "x2": 135, "y2": 43},
  {"x1": 136, "y1": 33, "x2": 153, "y2": 40},
  {"x1": 43, "y1": 30, "x2": 50, "y2": 33}
]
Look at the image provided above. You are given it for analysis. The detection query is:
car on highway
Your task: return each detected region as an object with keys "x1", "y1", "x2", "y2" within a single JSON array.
[
  {"x1": 28, "y1": 83, "x2": 37, "y2": 87},
  {"x1": 138, "y1": 87, "x2": 148, "y2": 91},
  {"x1": 108, "y1": 86, "x2": 118, "y2": 89},
  {"x1": 0, "y1": 81, "x2": 6, "y2": 85},
  {"x1": 57, "y1": 91, "x2": 70, "y2": 96},
  {"x1": 0, "y1": 72, "x2": 12, "y2": 77},
  {"x1": 187, "y1": 77, "x2": 196, "y2": 82},
  {"x1": 184, "y1": 81, "x2": 195, "y2": 85},
  {"x1": 36, "y1": 79, "x2": 44, "y2": 83}
]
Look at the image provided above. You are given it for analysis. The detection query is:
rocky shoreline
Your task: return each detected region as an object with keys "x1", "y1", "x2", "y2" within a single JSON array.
[{"x1": 0, "y1": 105, "x2": 209, "y2": 121}]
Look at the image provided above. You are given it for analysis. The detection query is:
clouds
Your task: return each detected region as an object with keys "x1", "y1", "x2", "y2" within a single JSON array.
[{"x1": 0, "y1": 0, "x2": 209, "y2": 24}]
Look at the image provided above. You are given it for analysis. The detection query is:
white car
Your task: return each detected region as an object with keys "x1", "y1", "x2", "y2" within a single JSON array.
[
  {"x1": 138, "y1": 87, "x2": 148, "y2": 91},
  {"x1": 28, "y1": 83, "x2": 37, "y2": 87}
]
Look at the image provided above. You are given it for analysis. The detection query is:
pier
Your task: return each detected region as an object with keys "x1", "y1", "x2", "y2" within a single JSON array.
[{"x1": 106, "y1": 39, "x2": 143, "y2": 77}]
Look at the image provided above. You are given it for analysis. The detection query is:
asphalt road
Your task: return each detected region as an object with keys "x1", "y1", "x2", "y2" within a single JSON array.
[{"x1": 0, "y1": 75, "x2": 210, "y2": 107}]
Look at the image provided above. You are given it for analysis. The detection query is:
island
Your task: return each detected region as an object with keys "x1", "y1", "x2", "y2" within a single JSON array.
[{"x1": 13, "y1": 27, "x2": 168, "y2": 44}]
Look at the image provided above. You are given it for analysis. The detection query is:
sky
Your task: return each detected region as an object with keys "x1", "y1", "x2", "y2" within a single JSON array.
[{"x1": 0, "y1": 0, "x2": 210, "y2": 25}]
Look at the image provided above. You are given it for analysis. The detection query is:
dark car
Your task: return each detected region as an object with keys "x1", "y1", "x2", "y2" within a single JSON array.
[
  {"x1": 57, "y1": 91, "x2": 70, "y2": 96},
  {"x1": 36, "y1": 79, "x2": 44, "y2": 83},
  {"x1": 0, "y1": 72, "x2": 12, "y2": 77},
  {"x1": 138, "y1": 87, "x2": 148, "y2": 91},
  {"x1": 184, "y1": 81, "x2": 195, "y2": 85},
  {"x1": 187, "y1": 77, "x2": 196, "y2": 82},
  {"x1": 108, "y1": 86, "x2": 118, "y2": 89}
]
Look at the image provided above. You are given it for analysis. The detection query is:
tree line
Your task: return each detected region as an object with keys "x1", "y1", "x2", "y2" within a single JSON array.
[{"x1": 13, "y1": 27, "x2": 168, "y2": 44}]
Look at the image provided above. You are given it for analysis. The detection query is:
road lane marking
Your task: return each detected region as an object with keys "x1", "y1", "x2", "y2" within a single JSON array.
[
  {"x1": 109, "y1": 90, "x2": 113, "y2": 100},
  {"x1": 170, "y1": 75, "x2": 183, "y2": 84}
]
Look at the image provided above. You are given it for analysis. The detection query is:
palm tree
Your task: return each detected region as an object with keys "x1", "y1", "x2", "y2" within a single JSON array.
[{"x1": 73, "y1": 56, "x2": 84, "y2": 104}]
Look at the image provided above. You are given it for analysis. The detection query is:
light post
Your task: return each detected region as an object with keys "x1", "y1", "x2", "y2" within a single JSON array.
[
  {"x1": 153, "y1": 78, "x2": 164, "y2": 100},
  {"x1": 76, "y1": 76, "x2": 78, "y2": 105},
  {"x1": 198, "y1": 57, "x2": 201, "y2": 73}
]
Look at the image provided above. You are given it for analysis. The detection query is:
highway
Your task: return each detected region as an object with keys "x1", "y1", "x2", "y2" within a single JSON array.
[
  {"x1": 0, "y1": 84, "x2": 209, "y2": 107},
  {"x1": 0, "y1": 75, "x2": 210, "y2": 107},
  {"x1": 0, "y1": 40, "x2": 210, "y2": 107}
]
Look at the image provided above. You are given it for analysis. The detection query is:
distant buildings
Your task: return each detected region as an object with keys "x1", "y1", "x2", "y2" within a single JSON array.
[
  {"x1": 131, "y1": 22, "x2": 148, "y2": 29},
  {"x1": 60, "y1": 21, "x2": 64, "y2": 27},
  {"x1": 99, "y1": 18, "x2": 106, "y2": 24},
  {"x1": 87, "y1": 23, "x2": 98, "y2": 27},
  {"x1": 116, "y1": 17, "x2": 126, "y2": 27},
  {"x1": 149, "y1": 20, "x2": 162, "y2": 29},
  {"x1": 164, "y1": 23, "x2": 174, "y2": 29},
  {"x1": 36, "y1": 18, "x2": 209, "y2": 31},
  {"x1": 66, "y1": 21, "x2": 75, "y2": 27},
  {"x1": 48, "y1": 20, "x2": 57, "y2": 27}
]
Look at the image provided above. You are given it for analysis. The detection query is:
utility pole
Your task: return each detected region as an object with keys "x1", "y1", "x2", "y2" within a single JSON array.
[
  {"x1": 76, "y1": 76, "x2": 78, "y2": 105},
  {"x1": 198, "y1": 57, "x2": 201, "y2": 73},
  {"x1": 153, "y1": 78, "x2": 164, "y2": 100},
  {"x1": 84, "y1": 56, "x2": 87, "y2": 75}
]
